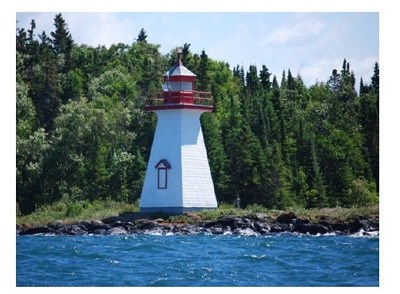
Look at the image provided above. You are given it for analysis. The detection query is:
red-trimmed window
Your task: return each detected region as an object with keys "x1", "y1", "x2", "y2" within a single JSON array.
[{"x1": 155, "y1": 159, "x2": 171, "y2": 189}]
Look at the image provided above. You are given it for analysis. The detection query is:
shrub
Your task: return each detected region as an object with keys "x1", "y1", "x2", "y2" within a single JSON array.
[{"x1": 347, "y1": 178, "x2": 379, "y2": 207}]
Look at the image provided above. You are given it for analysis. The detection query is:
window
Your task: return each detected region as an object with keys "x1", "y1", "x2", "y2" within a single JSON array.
[
  {"x1": 155, "y1": 159, "x2": 171, "y2": 189},
  {"x1": 158, "y1": 168, "x2": 168, "y2": 189},
  {"x1": 180, "y1": 82, "x2": 192, "y2": 91},
  {"x1": 166, "y1": 81, "x2": 192, "y2": 91}
]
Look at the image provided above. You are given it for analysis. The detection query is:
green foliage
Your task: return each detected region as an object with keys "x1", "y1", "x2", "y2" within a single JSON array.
[
  {"x1": 16, "y1": 15, "x2": 379, "y2": 216},
  {"x1": 346, "y1": 178, "x2": 378, "y2": 207},
  {"x1": 137, "y1": 28, "x2": 148, "y2": 43},
  {"x1": 17, "y1": 199, "x2": 139, "y2": 226}
]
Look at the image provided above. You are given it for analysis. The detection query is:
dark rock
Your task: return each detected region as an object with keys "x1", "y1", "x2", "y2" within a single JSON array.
[
  {"x1": 199, "y1": 228, "x2": 212, "y2": 234},
  {"x1": 94, "y1": 229, "x2": 107, "y2": 235},
  {"x1": 48, "y1": 220, "x2": 69, "y2": 230},
  {"x1": 207, "y1": 216, "x2": 245, "y2": 230},
  {"x1": 161, "y1": 224, "x2": 173, "y2": 233},
  {"x1": 211, "y1": 227, "x2": 224, "y2": 235},
  {"x1": 172, "y1": 225, "x2": 183, "y2": 233},
  {"x1": 134, "y1": 220, "x2": 158, "y2": 230},
  {"x1": 254, "y1": 221, "x2": 270, "y2": 234},
  {"x1": 112, "y1": 220, "x2": 123, "y2": 227},
  {"x1": 294, "y1": 216, "x2": 311, "y2": 225},
  {"x1": 102, "y1": 212, "x2": 148, "y2": 224},
  {"x1": 348, "y1": 219, "x2": 364, "y2": 233},
  {"x1": 277, "y1": 212, "x2": 297, "y2": 224},
  {"x1": 107, "y1": 227, "x2": 128, "y2": 235},
  {"x1": 270, "y1": 223, "x2": 293, "y2": 233},
  {"x1": 294, "y1": 223, "x2": 329, "y2": 235},
  {"x1": 69, "y1": 225, "x2": 87, "y2": 235},
  {"x1": 242, "y1": 217, "x2": 253, "y2": 226},
  {"x1": 80, "y1": 220, "x2": 108, "y2": 233},
  {"x1": 19, "y1": 226, "x2": 53, "y2": 235},
  {"x1": 178, "y1": 226, "x2": 197, "y2": 235},
  {"x1": 318, "y1": 219, "x2": 349, "y2": 233},
  {"x1": 359, "y1": 219, "x2": 379, "y2": 231}
]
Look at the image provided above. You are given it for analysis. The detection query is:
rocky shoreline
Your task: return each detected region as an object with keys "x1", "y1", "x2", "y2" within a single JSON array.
[{"x1": 16, "y1": 211, "x2": 379, "y2": 237}]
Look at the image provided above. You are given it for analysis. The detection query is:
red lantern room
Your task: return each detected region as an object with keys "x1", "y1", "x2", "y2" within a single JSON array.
[{"x1": 145, "y1": 48, "x2": 213, "y2": 112}]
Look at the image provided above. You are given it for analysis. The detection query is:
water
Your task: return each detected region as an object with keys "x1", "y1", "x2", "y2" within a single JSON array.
[{"x1": 16, "y1": 233, "x2": 379, "y2": 286}]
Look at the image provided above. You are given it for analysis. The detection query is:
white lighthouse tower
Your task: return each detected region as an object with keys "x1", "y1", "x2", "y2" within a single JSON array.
[{"x1": 140, "y1": 49, "x2": 218, "y2": 214}]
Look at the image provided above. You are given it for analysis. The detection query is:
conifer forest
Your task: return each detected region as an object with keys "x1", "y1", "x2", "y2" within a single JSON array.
[{"x1": 16, "y1": 14, "x2": 379, "y2": 215}]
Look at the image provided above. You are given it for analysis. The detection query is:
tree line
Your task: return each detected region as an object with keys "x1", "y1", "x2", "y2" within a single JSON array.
[{"x1": 16, "y1": 14, "x2": 379, "y2": 215}]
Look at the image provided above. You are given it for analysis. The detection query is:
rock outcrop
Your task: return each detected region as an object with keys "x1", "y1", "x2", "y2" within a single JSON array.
[{"x1": 16, "y1": 212, "x2": 379, "y2": 236}]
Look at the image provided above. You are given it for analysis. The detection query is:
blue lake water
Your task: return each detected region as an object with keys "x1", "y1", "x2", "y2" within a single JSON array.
[{"x1": 16, "y1": 233, "x2": 379, "y2": 286}]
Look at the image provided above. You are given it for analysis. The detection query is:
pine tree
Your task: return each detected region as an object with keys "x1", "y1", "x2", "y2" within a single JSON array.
[
  {"x1": 259, "y1": 65, "x2": 271, "y2": 92},
  {"x1": 51, "y1": 13, "x2": 74, "y2": 64},
  {"x1": 359, "y1": 77, "x2": 370, "y2": 95},
  {"x1": 29, "y1": 31, "x2": 62, "y2": 131},
  {"x1": 264, "y1": 143, "x2": 292, "y2": 209},
  {"x1": 371, "y1": 62, "x2": 379, "y2": 94},
  {"x1": 327, "y1": 69, "x2": 340, "y2": 93},
  {"x1": 280, "y1": 70, "x2": 287, "y2": 88},
  {"x1": 137, "y1": 28, "x2": 148, "y2": 42},
  {"x1": 287, "y1": 69, "x2": 295, "y2": 90},
  {"x1": 307, "y1": 137, "x2": 327, "y2": 208},
  {"x1": 245, "y1": 65, "x2": 260, "y2": 96},
  {"x1": 181, "y1": 43, "x2": 191, "y2": 66},
  {"x1": 201, "y1": 114, "x2": 230, "y2": 201},
  {"x1": 198, "y1": 50, "x2": 210, "y2": 91},
  {"x1": 358, "y1": 63, "x2": 379, "y2": 188}
]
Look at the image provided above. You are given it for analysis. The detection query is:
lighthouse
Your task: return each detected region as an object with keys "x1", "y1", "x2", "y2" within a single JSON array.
[{"x1": 140, "y1": 49, "x2": 218, "y2": 214}]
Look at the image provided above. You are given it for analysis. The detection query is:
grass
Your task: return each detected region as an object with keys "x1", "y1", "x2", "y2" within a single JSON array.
[
  {"x1": 168, "y1": 203, "x2": 379, "y2": 224},
  {"x1": 17, "y1": 199, "x2": 379, "y2": 227},
  {"x1": 17, "y1": 199, "x2": 139, "y2": 227}
]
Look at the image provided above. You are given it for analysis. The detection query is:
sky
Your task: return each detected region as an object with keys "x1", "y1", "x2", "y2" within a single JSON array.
[{"x1": 15, "y1": 12, "x2": 379, "y2": 87}]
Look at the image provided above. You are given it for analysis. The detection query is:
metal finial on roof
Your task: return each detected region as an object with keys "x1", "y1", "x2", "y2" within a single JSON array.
[
  {"x1": 163, "y1": 47, "x2": 196, "y2": 77},
  {"x1": 176, "y1": 47, "x2": 183, "y2": 65}
]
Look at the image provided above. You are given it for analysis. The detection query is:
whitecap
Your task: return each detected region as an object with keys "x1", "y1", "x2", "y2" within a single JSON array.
[
  {"x1": 237, "y1": 228, "x2": 258, "y2": 236},
  {"x1": 144, "y1": 229, "x2": 164, "y2": 236}
]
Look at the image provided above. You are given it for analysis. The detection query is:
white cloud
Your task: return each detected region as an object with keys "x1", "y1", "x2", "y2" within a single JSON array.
[
  {"x1": 299, "y1": 56, "x2": 378, "y2": 87},
  {"x1": 265, "y1": 16, "x2": 325, "y2": 46},
  {"x1": 299, "y1": 59, "x2": 344, "y2": 85},
  {"x1": 64, "y1": 13, "x2": 135, "y2": 47}
]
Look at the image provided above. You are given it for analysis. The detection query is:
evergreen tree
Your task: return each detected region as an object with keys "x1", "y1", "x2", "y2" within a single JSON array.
[
  {"x1": 306, "y1": 137, "x2": 327, "y2": 208},
  {"x1": 201, "y1": 114, "x2": 230, "y2": 201},
  {"x1": 51, "y1": 13, "x2": 74, "y2": 71},
  {"x1": 327, "y1": 69, "x2": 340, "y2": 93},
  {"x1": 181, "y1": 43, "x2": 191, "y2": 66},
  {"x1": 198, "y1": 50, "x2": 210, "y2": 91},
  {"x1": 263, "y1": 143, "x2": 292, "y2": 209},
  {"x1": 137, "y1": 28, "x2": 148, "y2": 42},
  {"x1": 245, "y1": 65, "x2": 260, "y2": 96},
  {"x1": 30, "y1": 31, "x2": 62, "y2": 131},
  {"x1": 287, "y1": 69, "x2": 295, "y2": 91},
  {"x1": 371, "y1": 62, "x2": 379, "y2": 94},
  {"x1": 259, "y1": 65, "x2": 271, "y2": 92},
  {"x1": 280, "y1": 70, "x2": 287, "y2": 88},
  {"x1": 358, "y1": 63, "x2": 379, "y2": 188},
  {"x1": 359, "y1": 77, "x2": 370, "y2": 95}
]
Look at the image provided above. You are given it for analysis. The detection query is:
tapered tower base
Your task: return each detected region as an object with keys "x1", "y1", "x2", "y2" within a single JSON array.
[{"x1": 140, "y1": 108, "x2": 217, "y2": 214}]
